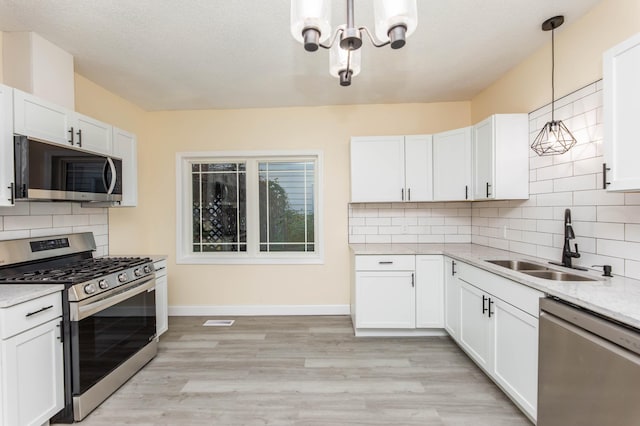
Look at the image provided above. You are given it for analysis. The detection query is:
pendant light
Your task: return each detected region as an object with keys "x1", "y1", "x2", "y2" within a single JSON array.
[
  {"x1": 290, "y1": 0, "x2": 418, "y2": 86},
  {"x1": 531, "y1": 15, "x2": 577, "y2": 156}
]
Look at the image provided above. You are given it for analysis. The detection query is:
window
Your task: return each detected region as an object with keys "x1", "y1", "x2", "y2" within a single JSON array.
[{"x1": 177, "y1": 151, "x2": 323, "y2": 264}]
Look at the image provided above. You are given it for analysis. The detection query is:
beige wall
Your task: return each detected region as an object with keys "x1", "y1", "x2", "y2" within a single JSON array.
[
  {"x1": 471, "y1": 0, "x2": 640, "y2": 122},
  {"x1": 109, "y1": 103, "x2": 471, "y2": 307}
]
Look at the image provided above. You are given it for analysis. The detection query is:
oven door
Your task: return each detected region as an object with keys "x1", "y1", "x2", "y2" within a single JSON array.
[{"x1": 69, "y1": 276, "x2": 156, "y2": 395}]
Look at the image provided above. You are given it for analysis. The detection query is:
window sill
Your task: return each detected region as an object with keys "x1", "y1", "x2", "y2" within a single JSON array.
[{"x1": 176, "y1": 254, "x2": 325, "y2": 265}]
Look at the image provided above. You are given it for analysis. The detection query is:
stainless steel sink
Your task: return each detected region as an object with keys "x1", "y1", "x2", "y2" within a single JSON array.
[
  {"x1": 486, "y1": 260, "x2": 550, "y2": 271},
  {"x1": 486, "y1": 259, "x2": 599, "y2": 282},
  {"x1": 521, "y1": 270, "x2": 598, "y2": 282}
]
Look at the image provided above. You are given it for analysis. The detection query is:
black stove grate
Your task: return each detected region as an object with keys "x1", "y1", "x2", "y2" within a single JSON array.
[{"x1": 0, "y1": 257, "x2": 151, "y2": 284}]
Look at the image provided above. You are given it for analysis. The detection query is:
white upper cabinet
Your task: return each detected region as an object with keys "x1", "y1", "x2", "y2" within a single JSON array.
[
  {"x1": 72, "y1": 112, "x2": 113, "y2": 155},
  {"x1": 350, "y1": 135, "x2": 433, "y2": 203},
  {"x1": 472, "y1": 114, "x2": 529, "y2": 200},
  {"x1": 0, "y1": 85, "x2": 14, "y2": 207},
  {"x1": 603, "y1": 32, "x2": 640, "y2": 192},
  {"x1": 112, "y1": 127, "x2": 138, "y2": 207},
  {"x1": 433, "y1": 126, "x2": 472, "y2": 201},
  {"x1": 404, "y1": 135, "x2": 433, "y2": 202},
  {"x1": 351, "y1": 136, "x2": 405, "y2": 202},
  {"x1": 13, "y1": 88, "x2": 73, "y2": 146}
]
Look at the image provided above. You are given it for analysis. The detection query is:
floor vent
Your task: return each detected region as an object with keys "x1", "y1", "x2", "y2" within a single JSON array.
[{"x1": 203, "y1": 319, "x2": 235, "y2": 327}]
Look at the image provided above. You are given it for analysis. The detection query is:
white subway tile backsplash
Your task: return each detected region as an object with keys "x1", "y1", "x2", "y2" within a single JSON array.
[
  {"x1": 625, "y1": 260, "x2": 640, "y2": 281},
  {"x1": 553, "y1": 175, "x2": 596, "y2": 193},
  {"x1": 626, "y1": 224, "x2": 640, "y2": 242},
  {"x1": 30, "y1": 227, "x2": 73, "y2": 238},
  {"x1": 365, "y1": 235, "x2": 391, "y2": 244},
  {"x1": 29, "y1": 202, "x2": 73, "y2": 215},
  {"x1": 598, "y1": 239, "x2": 640, "y2": 262},
  {"x1": 418, "y1": 234, "x2": 445, "y2": 243},
  {"x1": 4, "y1": 215, "x2": 52, "y2": 230},
  {"x1": 625, "y1": 193, "x2": 640, "y2": 205},
  {"x1": 0, "y1": 202, "x2": 30, "y2": 216},
  {"x1": 537, "y1": 163, "x2": 574, "y2": 181},
  {"x1": 0, "y1": 230, "x2": 30, "y2": 240},
  {"x1": 574, "y1": 190, "x2": 625, "y2": 206},
  {"x1": 597, "y1": 206, "x2": 640, "y2": 224},
  {"x1": 537, "y1": 192, "x2": 573, "y2": 207},
  {"x1": 445, "y1": 234, "x2": 471, "y2": 243}
]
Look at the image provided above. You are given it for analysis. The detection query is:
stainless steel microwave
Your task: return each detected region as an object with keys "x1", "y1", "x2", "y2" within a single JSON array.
[{"x1": 14, "y1": 136, "x2": 123, "y2": 202}]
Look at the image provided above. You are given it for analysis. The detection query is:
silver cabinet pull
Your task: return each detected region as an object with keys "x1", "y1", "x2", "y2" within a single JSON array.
[{"x1": 378, "y1": 261, "x2": 393, "y2": 265}]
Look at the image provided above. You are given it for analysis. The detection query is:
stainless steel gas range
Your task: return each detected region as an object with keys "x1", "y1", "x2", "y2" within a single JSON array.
[{"x1": 0, "y1": 233, "x2": 157, "y2": 423}]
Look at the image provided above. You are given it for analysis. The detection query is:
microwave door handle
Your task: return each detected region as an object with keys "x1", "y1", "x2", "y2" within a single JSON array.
[{"x1": 105, "y1": 157, "x2": 117, "y2": 195}]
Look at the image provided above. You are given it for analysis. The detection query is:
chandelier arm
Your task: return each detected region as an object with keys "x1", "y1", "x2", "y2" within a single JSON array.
[
  {"x1": 318, "y1": 28, "x2": 344, "y2": 50},
  {"x1": 359, "y1": 26, "x2": 391, "y2": 48}
]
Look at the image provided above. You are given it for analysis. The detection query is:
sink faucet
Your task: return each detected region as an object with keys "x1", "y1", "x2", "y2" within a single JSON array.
[{"x1": 561, "y1": 209, "x2": 580, "y2": 267}]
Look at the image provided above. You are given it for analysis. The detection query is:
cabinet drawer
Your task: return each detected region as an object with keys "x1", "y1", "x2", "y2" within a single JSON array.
[
  {"x1": 355, "y1": 255, "x2": 415, "y2": 271},
  {"x1": 457, "y1": 261, "x2": 544, "y2": 317},
  {"x1": 153, "y1": 259, "x2": 168, "y2": 277},
  {"x1": 0, "y1": 292, "x2": 62, "y2": 339}
]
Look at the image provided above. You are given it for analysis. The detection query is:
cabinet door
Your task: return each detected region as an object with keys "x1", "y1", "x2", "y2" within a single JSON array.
[
  {"x1": 73, "y1": 112, "x2": 113, "y2": 155},
  {"x1": 415, "y1": 255, "x2": 443, "y2": 328},
  {"x1": 603, "y1": 33, "x2": 640, "y2": 191},
  {"x1": 13, "y1": 89, "x2": 73, "y2": 146},
  {"x1": 458, "y1": 281, "x2": 493, "y2": 372},
  {"x1": 155, "y1": 274, "x2": 169, "y2": 336},
  {"x1": 472, "y1": 116, "x2": 494, "y2": 200},
  {"x1": 1, "y1": 317, "x2": 64, "y2": 426},
  {"x1": 444, "y1": 258, "x2": 460, "y2": 340},
  {"x1": 350, "y1": 136, "x2": 405, "y2": 202},
  {"x1": 355, "y1": 271, "x2": 415, "y2": 328},
  {"x1": 404, "y1": 135, "x2": 433, "y2": 202},
  {"x1": 492, "y1": 298, "x2": 538, "y2": 421},
  {"x1": 112, "y1": 127, "x2": 138, "y2": 207},
  {"x1": 0, "y1": 85, "x2": 14, "y2": 207},
  {"x1": 433, "y1": 127, "x2": 472, "y2": 201}
]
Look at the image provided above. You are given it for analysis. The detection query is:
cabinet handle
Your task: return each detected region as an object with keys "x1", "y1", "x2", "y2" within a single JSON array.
[
  {"x1": 401, "y1": 188, "x2": 404, "y2": 201},
  {"x1": 68, "y1": 126, "x2": 75, "y2": 145},
  {"x1": 411, "y1": 272, "x2": 414, "y2": 288},
  {"x1": 408, "y1": 188, "x2": 411, "y2": 201},
  {"x1": 482, "y1": 295, "x2": 488, "y2": 315},
  {"x1": 57, "y1": 320, "x2": 64, "y2": 343},
  {"x1": 76, "y1": 128, "x2": 83, "y2": 147},
  {"x1": 451, "y1": 260, "x2": 457, "y2": 276},
  {"x1": 603, "y1": 163, "x2": 611, "y2": 189},
  {"x1": 378, "y1": 261, "x2": 393, "y2": 265},
  {"x1": 7, "y1": 182, "x2": 14, "y2": 204},
  {"x1": 488, "y1": 298, "x2": 494, "y2": 318},
  {"x1": 26, "y1": 305, "x2": 53, "y2": 317},
  {"x1": 465, "y1": 185, "x2": 468, "y2": 200},
  {"x1": 486, "y1": 182, "x2": 491, "y2": 198}
]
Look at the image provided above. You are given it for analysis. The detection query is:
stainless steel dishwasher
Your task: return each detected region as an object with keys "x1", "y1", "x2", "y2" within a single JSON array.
[{"x1": 538, "y1": 297, "x2": 640, "y2": 426}]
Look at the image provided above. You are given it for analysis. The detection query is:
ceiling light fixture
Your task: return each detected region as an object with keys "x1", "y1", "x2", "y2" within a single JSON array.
[
  {"x1": 531, "y1": 15, "x2": 577, "y2": 156},
  {"x1": 291, "y1": 0, "x2": 417, "y2": 86}
]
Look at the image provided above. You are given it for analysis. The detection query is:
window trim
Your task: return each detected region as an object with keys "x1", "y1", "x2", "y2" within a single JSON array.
[{"x1": 176, "y1": 150, "x2": 324, "y2": 265}]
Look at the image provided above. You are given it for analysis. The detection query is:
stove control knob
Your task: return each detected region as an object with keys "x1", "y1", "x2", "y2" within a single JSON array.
[
  {"x1": 143, "y1": 265, "x2": 151, "y2": 274},
  {"x1": 118, "y1": 273, "x2": 128, "y2": 283},
  {"x1": 98, "y1": 279, "x2": 109, "y2": 289},
  {"x1": 134, "y1": 268, "x2": 142, "y2": 277},
  {"x1": 84, "y1": 283, "x2": 97, "y2": 295}
]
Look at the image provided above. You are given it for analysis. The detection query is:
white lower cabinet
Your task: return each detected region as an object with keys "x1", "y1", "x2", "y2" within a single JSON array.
[
  {"x1": 455, "y1": 261, "x2": 543, "y2": 422},
  {"x1": 352, "y1": 254, "x2": 443, "y2": 334},
  {"x1": 0, "y1": 292, "x2": 64, "y2": 426},
  {"x1": 415, "y1": 255, "x2": 444, "y2": 328},
  {"x1": 153, "y1": 258, "x2": 169, "y2": 337},
  {"x1": 443, "y1": 257, "x2": 461, "y2": 340}
]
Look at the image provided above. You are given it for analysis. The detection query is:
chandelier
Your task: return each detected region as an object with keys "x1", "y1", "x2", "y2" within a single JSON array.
[{"x1": 290, "y1": 0, "x2": 418, "y2": 86}]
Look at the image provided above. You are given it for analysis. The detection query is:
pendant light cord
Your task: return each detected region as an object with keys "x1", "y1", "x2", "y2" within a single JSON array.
[{"x1": 551, "y1": 28, "x2": 555, "y2": 123}]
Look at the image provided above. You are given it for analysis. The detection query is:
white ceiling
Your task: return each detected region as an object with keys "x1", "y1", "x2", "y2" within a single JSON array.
[{"x1": 0, "y1": 0, "x2": 602, "y2": 111}]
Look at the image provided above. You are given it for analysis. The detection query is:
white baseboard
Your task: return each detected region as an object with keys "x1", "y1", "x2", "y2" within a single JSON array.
[
  {"x1": 168, "y1": 304, "x2": 351, "y2": 316},
  {"x1": 354, "y1": 328, "x2": 448, "y2": 337}
]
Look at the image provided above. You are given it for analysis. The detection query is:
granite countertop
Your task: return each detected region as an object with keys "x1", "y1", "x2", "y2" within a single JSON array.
[
  {"x1": 350, "y1": 243, "x2": 640, "y2": 329},
  {"x1": 0, "y1": 284, "x2": 64, "y2": 308}
]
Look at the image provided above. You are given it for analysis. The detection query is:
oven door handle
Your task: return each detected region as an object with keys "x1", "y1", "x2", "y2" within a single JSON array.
[{"x1": 71, "y1": 276, "x2": 155, "y2": 321}]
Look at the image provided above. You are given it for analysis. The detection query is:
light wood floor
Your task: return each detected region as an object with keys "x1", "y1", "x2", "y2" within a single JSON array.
[{"x1": 78, "y1": 316, "x2": 532, "y2": 425}]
